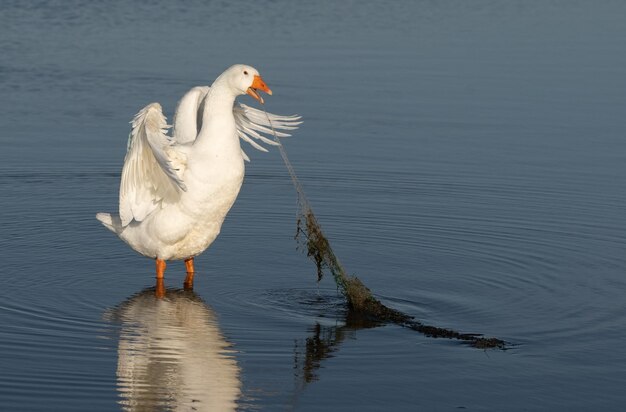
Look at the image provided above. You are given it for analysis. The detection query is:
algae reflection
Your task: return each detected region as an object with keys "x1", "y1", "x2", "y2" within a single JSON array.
[
  {"x1": 105, "y1": 287, "x2": 241, "y2": 411},
  {"x1": 293, "y1": 308, "x2": 384, "y2": 386}
]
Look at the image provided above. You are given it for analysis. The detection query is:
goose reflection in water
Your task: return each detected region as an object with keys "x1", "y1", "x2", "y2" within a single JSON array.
[{"x1": 105, "y1": 283, "x2": 241, "y2": 411}]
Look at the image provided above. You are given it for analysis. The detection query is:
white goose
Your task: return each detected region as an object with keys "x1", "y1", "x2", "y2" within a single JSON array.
[{"x1": 96, "y1": 64, "x2": 301, "y2": 287}]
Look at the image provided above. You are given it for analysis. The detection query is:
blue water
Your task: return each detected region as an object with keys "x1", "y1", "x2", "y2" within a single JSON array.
[{"x1": 1, "y1": 1, "x2": 626, "y2": 410}]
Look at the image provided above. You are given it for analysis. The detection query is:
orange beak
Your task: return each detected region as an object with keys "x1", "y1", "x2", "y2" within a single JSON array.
[{"x1": 247, "y1": 74, "x2": 272, "y2": 104}]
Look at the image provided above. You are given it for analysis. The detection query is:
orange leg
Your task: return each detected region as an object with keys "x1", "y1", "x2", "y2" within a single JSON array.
[
  {"x1": 184, "y1": 257, "x2": 195, "y2": 290},
  {"x1": 184, "y1": 257, "x2": 195, "y2": 273},
  {"x1": 155, "y1": 277, "x2": 165, "y2": 299},
  {"x1": 156, "y1": 258, "x2": 167, "y2": 279},
  {"x1": 155, "y1": 259, "x2": 167, "y2": 298}
]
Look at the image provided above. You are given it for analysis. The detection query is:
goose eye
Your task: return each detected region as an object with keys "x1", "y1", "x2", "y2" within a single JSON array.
[{"x1": 243, "y1": 70, "x2": 248, "y2": 75}]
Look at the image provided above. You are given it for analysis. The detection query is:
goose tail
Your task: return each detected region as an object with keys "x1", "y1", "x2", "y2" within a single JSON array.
[{"x1": 96, "y1": 212, "x2": 124, "y2": 234}]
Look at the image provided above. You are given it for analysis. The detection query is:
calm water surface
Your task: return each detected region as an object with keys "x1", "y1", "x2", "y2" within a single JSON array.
[{"x1": 1, "y1": 1, "x2": 626, "y2": 410}]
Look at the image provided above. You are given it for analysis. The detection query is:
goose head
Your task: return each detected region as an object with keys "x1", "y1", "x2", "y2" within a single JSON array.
[{"x1": 223, "y1": 64, "x2": 272, "y2": 104}]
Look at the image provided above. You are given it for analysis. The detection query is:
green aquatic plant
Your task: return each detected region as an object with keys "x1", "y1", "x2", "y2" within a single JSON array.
[{"x1": 262, "y1": 105, "x2": 505, "y2": 349}]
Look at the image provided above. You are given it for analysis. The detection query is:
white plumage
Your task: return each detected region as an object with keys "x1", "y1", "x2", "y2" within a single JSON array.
[{"x1": 97, "y1": 64, "x2": 301, "y2": 266}]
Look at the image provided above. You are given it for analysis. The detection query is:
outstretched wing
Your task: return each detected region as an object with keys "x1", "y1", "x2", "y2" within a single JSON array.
[
  {"x1": 172, "y1": 86, "x2": 210, "y2": 145},
  {"x1": 119, "y1": 103, "x2": 187, "y2": 227},
  {"x1": 171, "y1": 84, "x2": 302, "y2": 160},
  {"x1": 233, "y1": 103, "x2": 302, "y2": 161}
]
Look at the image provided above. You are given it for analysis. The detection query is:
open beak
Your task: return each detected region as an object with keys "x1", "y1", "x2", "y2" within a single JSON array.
[{"x1": 247, "y1": 75, "x2": 272, "y2": 104}]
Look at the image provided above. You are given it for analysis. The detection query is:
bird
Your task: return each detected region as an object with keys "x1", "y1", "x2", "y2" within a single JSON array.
[{"x1": 96, "y1": 64, "x2": 301, "y2": 289}]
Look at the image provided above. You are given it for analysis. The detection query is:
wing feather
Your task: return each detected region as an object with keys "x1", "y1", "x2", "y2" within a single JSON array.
[
  {"x1": 119, "y1": 103, "x2": 187, "y2": 227},
  {"x1": 233, "y1": 103, "x2": 302, "y2": 160}
]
